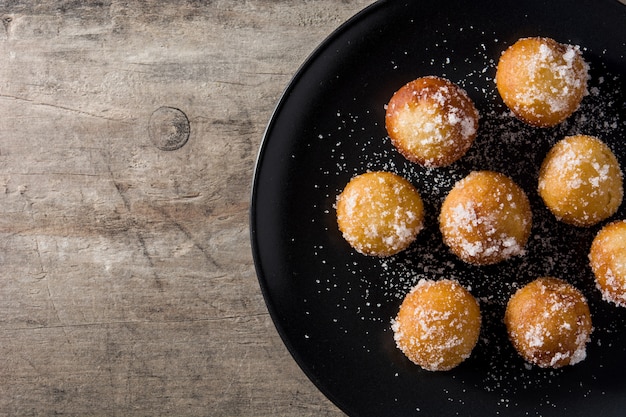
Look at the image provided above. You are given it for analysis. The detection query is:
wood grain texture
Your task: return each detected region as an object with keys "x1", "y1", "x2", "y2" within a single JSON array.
[{"x1": 0, "y1": 1, "x2": 375, "y2": 415}]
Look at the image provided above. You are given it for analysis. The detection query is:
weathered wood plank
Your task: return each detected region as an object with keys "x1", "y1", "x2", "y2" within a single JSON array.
[{"x1": 0, "y1": 1, "x2": 375, "y2": 415}]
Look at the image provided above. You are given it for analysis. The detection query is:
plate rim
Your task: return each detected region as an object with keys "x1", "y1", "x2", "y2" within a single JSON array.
[{"x1": 249, "y1": 1, "x2": 386, "y2": 412}]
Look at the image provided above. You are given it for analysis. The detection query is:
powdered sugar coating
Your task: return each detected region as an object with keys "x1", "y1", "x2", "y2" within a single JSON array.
[
  {"x1": 392, "y1": 279, "x2": 481, "y2": 371},
  {"x1": 590, "y1": 220, "x2": 626, "y2": 307},
  {"x1": 504, "y1": 277, "x2": 592, "y2": 368},
  {"x1": 385, "y1": 76, "x2": 479, "y2": 167},
  {"x1": 496, "y1": 37, "x2": 589, "y2": 127},
  {"x1": 439, "y1": 171, "x2": 532, "y2": 265},
  {"x1": 538, "y1": 135, "x2": 623, "y2": 227},
  {"x1": 336, "y1": 171, "x2": 424, "y2": 257}
]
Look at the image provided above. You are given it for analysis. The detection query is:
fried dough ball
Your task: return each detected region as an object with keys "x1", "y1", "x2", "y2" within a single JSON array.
[
  {"x1": 392, "y1": 279, "x2": 481, "y2": 371},
  {"x1": 590, "y1": 220, "x2": 626, "y2": 307},
  {"x1": 385, "y1": 76, "x2": 479, "y2": 167},
  {"x1": 538, "y1": 135, "x2": 623, "y2": 227},
  {"x1": 504, "y1": 277, "x2": 592, "y2": 368},
  {"x1": 439, "y1": 171, "x2": 532, "y2": 265},
  {"x1": 336, "y1": 171, "x2": 424, "y2": 257},
  {"x1": 495, "y1": 37, "x2": 589, "y2": 127}
]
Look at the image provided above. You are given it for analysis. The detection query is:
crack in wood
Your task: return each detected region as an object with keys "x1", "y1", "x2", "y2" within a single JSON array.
[
  {"x1": 6, "y1": 312, "x2": 269, "y2": 331},
  {"x1": 0, "y1": 93, "x2": 132, "y2": 123},
  {"x1": 155, "y1": 205, "x2": 221, "y2": 270}
]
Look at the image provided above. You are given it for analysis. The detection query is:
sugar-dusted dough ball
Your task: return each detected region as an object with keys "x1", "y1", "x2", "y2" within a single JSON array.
[
  {"x1": 538, "y1": 135, "x2": 623, "y2": 227},
  {"x1": 590, "y1": 220, "x2": 626, "y2": 307},
  {"x1": 336, "y1": 171, "x2": 424, "y2": 257},
  {"x1": 439, "y1": 171, "x2": 532, "y2": 265},
  {"x1": 392, "y1": 279, "x2": 481, "y2": 371},
  {"x1": 505, "y1": 277, "x2": 592, "y2": 368},
  {"x1": 495, "y1": 37, "x2": 589, "y2": 127},
  {"x1": 385, "y1": 76, "x2": 479, "y2": 167}
]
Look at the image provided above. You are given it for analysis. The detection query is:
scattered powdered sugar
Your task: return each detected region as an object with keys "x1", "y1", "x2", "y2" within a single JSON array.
[{"x1": 295, "y1": 25, "x2": 626, "y2": 412}]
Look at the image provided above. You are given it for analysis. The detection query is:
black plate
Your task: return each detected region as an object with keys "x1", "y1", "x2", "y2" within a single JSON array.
[{"x1": 250, "y1": 1, "x2": 626, "y2": 416}]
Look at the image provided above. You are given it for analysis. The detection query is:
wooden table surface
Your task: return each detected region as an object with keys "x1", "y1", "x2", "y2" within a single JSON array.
[{"x1": 0, "y1": 1, "x2": 375, "y2": 415}]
